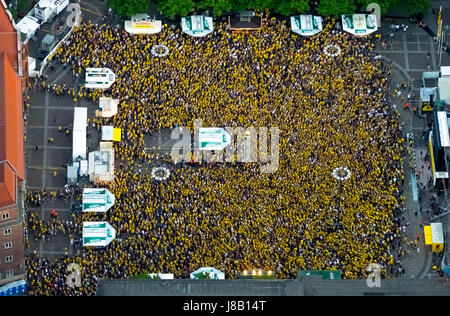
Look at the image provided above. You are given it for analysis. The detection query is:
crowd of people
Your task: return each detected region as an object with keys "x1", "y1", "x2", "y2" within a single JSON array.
[{"x1": 26, "y1": 16, "x2": 407, "y2": 295}]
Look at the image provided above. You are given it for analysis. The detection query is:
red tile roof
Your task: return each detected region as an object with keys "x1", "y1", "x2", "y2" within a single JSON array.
[
  {"x1": 0, "y1": 2, "x2": 18, "y2": 71},
  {"x1": 0, "y1": 3, "x2": 24, "y2": 207}
]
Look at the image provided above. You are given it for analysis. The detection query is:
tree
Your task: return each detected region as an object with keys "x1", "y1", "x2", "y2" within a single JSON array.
[
  {"x1": 248, "y1": 0, "x2": 275, "y2": 12},
  {"x1": 318, "y1": 0, "x2": 356, "y2": 17},
  {"x1": 272, "y1": 0, "x2": 310, "y2": 16},
  {"x1": 107, "y1": 0, "x2": 150, "y2": 17},
  {"x1": 405, "y1": 0, "x2": 430, "y2": 16},
  {"x1": 5, "y1": 0, "x2": 33, "y2": 19},
  {"x1": 196, "y1": 271, "x2": 211, "y2": 279},
  {"x1": 198, "y1": 0, "x2": 234, "y2": 16},
  {"x1": 157, "y1": 0, "x2": 195, "y2": 18}
]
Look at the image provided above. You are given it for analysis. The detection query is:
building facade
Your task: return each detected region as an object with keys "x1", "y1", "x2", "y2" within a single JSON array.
[{"x1": 0, "y1": 0, "x2": 26, "y2": 286}]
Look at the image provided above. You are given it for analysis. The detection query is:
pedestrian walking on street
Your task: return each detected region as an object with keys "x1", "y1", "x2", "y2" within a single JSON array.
[{"x1": 34, "y1": 145, "x2": 38, "y2": 152}]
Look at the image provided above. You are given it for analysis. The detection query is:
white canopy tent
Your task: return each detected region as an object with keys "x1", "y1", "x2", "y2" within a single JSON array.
[
  {"x1": 181, "y1": 16, "x2": 213, "y2": 37},
  {"x1": 438, "y1": 77, "x2": 450, "y2": 105},
  {"x1": 82, "y1": 222, "x2": 116, "y2": 247},
  {"x1": 290, "y1": 15, "x2": 322, "y2": 36},
  {"x1": 124, "y1": 14, "x2": 162, "y2": 34},
  {"x1": 441, "y1": 66, "x2": 450, "y2": 78},
  {"x1": 72, "y1": 107, "x2": 87, "y2": 161},
  {"x1": 82, "y1": 188, "x2": 115, "y2": 213},
  {"x1": 198, "y1": 128, "x2": 231, "y2": 151},
  {"x1": 16, "y1": 16, "x2": 40, "y2": 40},
  {"x1": 342, "y1": 14, "x2": 378, "y2": 36},
  {"x1": 85, "y1": 68, "x2": 115, "y2": 89},
  {"x1": 190, "y1": 267, "x2": 225, "y2": 279},
  {"x1": 97, "y1": 97, "x2": 118, "y2": 118}
]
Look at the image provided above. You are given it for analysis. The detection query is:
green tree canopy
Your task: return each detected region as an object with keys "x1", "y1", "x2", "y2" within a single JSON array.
[
  {"x1": 405, "y1": 0, "x2": 430, "y2": 16},
  {"x1": 273, "y1": 0, "x2": 309, "y2": 16},
  {"x1": 107, "y1": 0, "x2": 150, "y2": 17},
  {"x1": 318, "y1": 0, "x2": 356, "y2": 17},
  {"x1": 157, "y1": 0, "x2": 195, "y2": 18},
  {"x1": 198, "y1": 0, "x2": 234, "y2": 16}
]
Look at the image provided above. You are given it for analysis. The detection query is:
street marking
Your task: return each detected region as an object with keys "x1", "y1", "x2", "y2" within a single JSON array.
[
  {"x1": 27, "y1": 145, "x2": 72, "y2": 150},
  {"x1": 27, "y1": 186, "x2": 65, "y2": 191},
  {"x1": 411, "y1": 172, "x2": 418, "y2": 201},
  {"x1": 27, "y1": 166, "x2": 66, "y2": 171},
  {"x1": 29, "y1": 107, "x2": 77, "y2": 110},
  {"x1": 27, "y1": 207, "x2": 72, "y2": 212},
  {"x1": 80, "y1": 6, "x2": 105, "y2": 17}
]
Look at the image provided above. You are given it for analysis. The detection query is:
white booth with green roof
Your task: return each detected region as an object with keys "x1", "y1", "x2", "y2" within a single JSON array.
[
  {"x1": 181, "y1": 15, "x2": 213, "y2": 37},
  {"x1": 342, "y1": 14, "x2": 378, "y2": 36},
  {"x1": 190, "y1": 267, "x2": 225, "y2": 279},
  {"x1": 82, "y1": 188, "x2": 115, "y2": 213},
  {"x1": 290, "y1": 15, "x2": 322, "y2": 36},
  {"x1": 82, "y1": 222, "x2": 116, "y2": 247},
  {"x1": 198, "y1": 128, "x2": 231, "y2": 151}
]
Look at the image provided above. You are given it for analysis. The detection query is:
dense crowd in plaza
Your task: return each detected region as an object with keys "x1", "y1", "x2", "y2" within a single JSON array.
[{"x1": 25, "y1": 16, "x2": 407, "y2": 295}]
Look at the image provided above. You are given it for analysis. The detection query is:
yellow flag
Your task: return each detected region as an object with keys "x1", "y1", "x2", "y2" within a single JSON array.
[{"x1": 437, "y1": 6, "x2": 443, "y2": 39}]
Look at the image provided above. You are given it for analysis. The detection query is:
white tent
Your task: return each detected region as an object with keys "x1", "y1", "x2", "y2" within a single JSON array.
[
  {"x1": 85, "y1": 68, "x2": 115, "y2": 89},
  {"x1": 441, "y1": 66, "x2": 450, "y2": 78},
  {"x1": 82, "y1": 188, "x2": 115, "y2": 213},
  {"x1": 88, "y1": 142, "x2": 115, "y2": 182},
  {"x1": 181, "y1": 16, "x2": 213, "y2": 37},
  {"x1": 16, "y1": 16, "x2": 40, "y2": 40},
  {"x1": 438, "y1": 77, "x2": 450, "y2": 105},
  {"x1": 125, "y1": 14, "x2": 162, "y2": 34},
  {"x1": 97, "y1": 97, "x2": 118, "y2": 118},
  {"x1": 102, "y1": 126, "x2": 114, "y2": 141},
  {"x1": 190, "y1": 267, "x2": 225, "y2": 279},
  {"x1": 72, "y1": 107, "x2": 87, "y2": 161},
  {"x1": 198, "y1": 128, "x2": 231, "y2": 151},
  {"x1": 148, "y1": 273, "x2": 174, "y2": 279},
  {"x1": 342, "y1": 14, "x2": 378, "y2": 36},
  {"x1": 82, "y1": 222, "x2": 116, "y2": 247},
  {"x1": 290, "y1": 15, "x2": 322, "y2": 36}
]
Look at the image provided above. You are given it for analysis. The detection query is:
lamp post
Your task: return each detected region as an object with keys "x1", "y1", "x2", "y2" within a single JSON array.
[{"x1": 151, "y1": 44, "x2": 169, "y2": 104}]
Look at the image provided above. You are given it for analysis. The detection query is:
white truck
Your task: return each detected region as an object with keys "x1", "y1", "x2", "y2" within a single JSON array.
[
  {"x1": 34, "y1": 0, "x2": 69, "y2": 24},
  {"x1": 16, "y1": 0, "x2": 70, "y2": 41}
]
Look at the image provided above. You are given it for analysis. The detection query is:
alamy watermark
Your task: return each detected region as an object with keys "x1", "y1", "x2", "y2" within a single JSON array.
[
  {"x1": 366, "y1": 263, "x2": 381, "y2": 288},
  {"x1": 66, "y1": 263, "x2": 81, "y2": 288},
  {"x1": 170, "y1": 119, "x2": 280, "y2": 174}
]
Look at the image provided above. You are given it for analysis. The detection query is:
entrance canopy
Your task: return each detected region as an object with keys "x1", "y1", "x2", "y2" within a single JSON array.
[
  {"x1": 290, "y1": 15, "x2": 322, "y2": 36},
  {"x1": 342, "y1": 14, "x2": 378, "y2": 36},
  {"x1": 181, "y1": 16, "x2": 213, "y2": 37},
  {"x1": 82, "y1": 222, "x2": 116, "y2": 247},
  {"x1": 82, "y1": 188, "x2": 115, "y2": 213}
]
